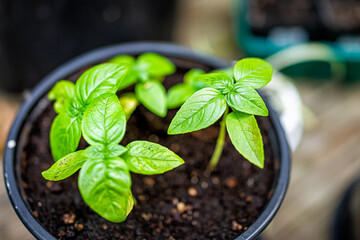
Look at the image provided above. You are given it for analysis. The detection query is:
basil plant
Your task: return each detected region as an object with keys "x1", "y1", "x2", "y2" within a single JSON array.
[{"x1": 44, "y1": 61, "x2": 183, "y2": 222}]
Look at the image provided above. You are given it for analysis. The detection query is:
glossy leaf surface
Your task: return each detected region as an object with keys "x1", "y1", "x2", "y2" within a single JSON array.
[
  {"x1": 78, "y1": 158, "x2": 132, "y2": 222},
  {"x1": 124, "y1": 141, "x2": 184, "y2": 175},
  {"x1": 226, "y1": 111, "x2": 264, "y2": 168},
  {"x1": 168, "y1": 88, "x2": 226, "y2": 134}
]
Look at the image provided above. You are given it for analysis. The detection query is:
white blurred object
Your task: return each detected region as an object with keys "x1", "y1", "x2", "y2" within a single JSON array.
[{"x1": 262, "y1": 72, "x2": 303, "y2": 151}]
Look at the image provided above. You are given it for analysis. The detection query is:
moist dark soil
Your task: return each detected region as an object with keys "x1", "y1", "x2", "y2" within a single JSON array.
[{"x1": 19, "y1": 57, "x2": 279, "y2": 240}]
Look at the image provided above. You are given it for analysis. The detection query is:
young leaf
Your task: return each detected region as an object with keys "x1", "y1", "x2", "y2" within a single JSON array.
[
  {"x1": 109, "y1": 55, "x2": 138, "y2": 90},
  {"x1": 137, "y1": 53, "x2": 175, "y2": 78},
  {"x1": 167, "y1": 83, "x2": 194, "y2": 109},
  {"x1": 183, "y1": 68, "x2": 207, "y2": 90},
  {"x1": 42, "y1": 150, "x2": 88, "y2": 181},
  {"x1": 82, "y1": 93, "x2": 126, "y2": 145},
  {"x1": 225, "y1": 83, "x2": 268, "y2": 116},
  {"x1": 212, "y1": 67, "x2": 234, "y2": 78},
  {"x1": 119, "y1": 93, "x2": 139, "y2": 120},
  {"x1": 168, "y1": 88, "x2": 227, "y2": 134},
  {"x1": 48, "y1": 80, "x2": 75, "y2": 114},
  {"x1": 234, "y1": 58, "x2": 273, "y2": 89},
  {"x1": 75, "y1": 63, "x2": 128, "y2": 105},
  {"x1": 48, "y1": 80, "x2": 75, "y2": 101},
  {"x1": 109, "y1": 55, "x2": 136, "y2": 66},
  {"x1": 197, "y1": 72, "x2": 234, "y2": 94},
  {"x1": 50, "y1": 114, "x2": 81, "y2": 161},
  {"x1": 123, "y1": 141, "x2": 184, "y2": 175},
  {"x1": 64, "y1": 98, "x2": 84, "y2": 118},
  {"x1": 78, "y1": 158, "x2": 132, "y2": 223},
  {"x1": 226, "y1": 111, "x2": 264, "y2": 168},
  {"x1": 135, "y1": 81, "x2": 167, "y2": 117},
  {"x1": 84, "y1": 144, "x2": 127, "y2": 159}
]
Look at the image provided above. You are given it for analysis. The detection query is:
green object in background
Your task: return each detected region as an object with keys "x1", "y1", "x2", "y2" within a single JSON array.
[{"x1": 232, "y1": 0, "x2": 360, "y2": 82}]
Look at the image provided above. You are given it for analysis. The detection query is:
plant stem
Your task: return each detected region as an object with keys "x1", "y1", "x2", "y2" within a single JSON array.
[{"x1": 205, "y1": 106, "x2": 229, "y2": 175}]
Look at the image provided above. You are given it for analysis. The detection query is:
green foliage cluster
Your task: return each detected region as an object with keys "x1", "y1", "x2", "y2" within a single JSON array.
[
  {"x1": 43, "y1": 53, "x2": 273, "y2": 223},
  {"x1": 168, "y1": 58, "x2": 273, "y2": 170}
]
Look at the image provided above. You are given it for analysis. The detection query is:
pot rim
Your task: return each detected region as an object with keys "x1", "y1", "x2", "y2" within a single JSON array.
[{"x1": 3, "y1": 42, "x2": 291, "y2": 240}]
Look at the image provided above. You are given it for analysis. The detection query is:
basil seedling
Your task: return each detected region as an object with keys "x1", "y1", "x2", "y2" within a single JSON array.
[
  {"x1": 48, "y1": 63, "x2": 128, "y2": 161},
  {"x1": 168, "y1": 58, "x2": 273, "y2": 172},
  {"x1": 43, "y1": 93, "x2": 184, "y2": 222},
  {"x1": 110, "y1": 53, "x2": 175, "y2": 118}
]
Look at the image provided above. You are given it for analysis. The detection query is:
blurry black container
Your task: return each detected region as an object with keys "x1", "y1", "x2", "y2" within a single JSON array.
[{"x1": 0, "y1": 0, "x2": 177, "y2": 92}]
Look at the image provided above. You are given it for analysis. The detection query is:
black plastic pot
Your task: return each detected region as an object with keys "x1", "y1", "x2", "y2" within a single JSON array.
[{"x1": 3, "y1": 42, "x2": 291, "y2": 240}]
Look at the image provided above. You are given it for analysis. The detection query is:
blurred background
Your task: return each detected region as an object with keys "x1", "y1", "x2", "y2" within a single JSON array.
[{"x1": 1, "y1": 0, "x2": 360, "y2": 239}]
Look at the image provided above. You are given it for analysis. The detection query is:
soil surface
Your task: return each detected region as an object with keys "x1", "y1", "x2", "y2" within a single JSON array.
[{"x1": 19, "y1": 57, "x2": 279, "y2": 240}]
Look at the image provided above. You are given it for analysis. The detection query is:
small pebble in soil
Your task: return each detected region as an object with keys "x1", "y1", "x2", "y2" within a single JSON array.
[
  {"x1": 232, "y1": 220, "x2": 243, "y2": 231},
  {"x1": 141, "y1": 213, "x2": 152, "y2": 221},
  {"x1": 176, "y1": 202, "x2": 186, "y2": 214},
  {"x1": 143, "y1": 177, "x2": 155, "y2": 187},
  {"x1": 225, "y1": 177, "x2": 238, "y2": 188},
  {"x1": 75, "y1": 223, "x2": 84, "y2": 231},
  {"x1": 191, "y1": 176, "x2": 199, "y2": 184},
  {"x1": 246, "y1": 195, "x2": 253, "y2": 202},
  {"x1": 172, "y1": 198, "x2": 179, "y2": 204},
  {"x1": 138, "y1": 195, "x2": 147, "y2": 201},
  {"x1": 32, "y1": 211, "x2": 38, "y2": 218},
  {"x1": 211, "y1": 176, "x2": 220, "y2": 185},
  {"x1": 201, "y1": 181, "x2": 209, "y2": 189},
  {"x1": 246, "y1": 177, "x2": 255, "y2": 188},
  {"x1": 102, "y1": 224, "x2": 108, "y2": 230},
  {"x1": 63, "y1": 213, "x2": 75, "y2": 224},
  {"x1": 188, "y1": 187, "x2": 197, "y2": 196}
]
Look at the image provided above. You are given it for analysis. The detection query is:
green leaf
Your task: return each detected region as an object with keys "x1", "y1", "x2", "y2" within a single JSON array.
[
  {"x1": 42, "y1": 150, "x2": 88, "y2": 181},
  {"x1": 50, "y1": 114, "x2": 81, "y2": 161},
  {"x1": 226, "y1": 111, "x2": 264, "y2": 168},
  {"x1": 53, "y1": 99, "x2": 68, "y2": 114},
  {"x1": 167, "y1": 83, "x2": 194, "y2": 109},
  {"x1": 82, "y1": 93, "x2": 126, "y2": 145},
  {"x1": 197, "y1": 73, "x2": 234, "y2": 94},
  {"x1": 109, "y1": 55, "x2": 139, "y2": 90},
  {"x1": 126, "y1": 193, "x2": 135, "y2": 216},
  {"x1": 168, "y1": 88, "x2": 227, "y2": 134},
  {"x1": 137, "y1": 53, "x2": 175, "y2": 78},
  {"x1": 75, "y1": 63, "x2": 128, "y2": 105},
  {"x1": 135, "y1": 81, "x2": 167, "y2": 117},
  {"x1": 64, "y1": 99, "x2": 84, "y2": 118},
  {"x1": 234, "y1": 58, "x2": 273, "y2": 89},
  {"x1": 119, "y1": 93, "x2": 139, "y2": 120},
  {"x1": 225, "y1": 82, "x2": 268, "y2": 116},
  {"x1": 48, "y1": 80, "x2": 75, "y2": 101},
  {"x1": 84, "y1": 144, "x2": 127, "y2": 159},
  {"x1": 109, "y1": 55, "x2": 136, "y2": 66},
  {"x1": 211, "y1": 67, "x2": 234, "y2": 78},
  {"x1": 48, "y1": 80, "x2": 75, "y2": 114},
  {"x1": 123, "y1": 141, "x2": 184, "y2": 175},
  {"x1": 78, "y1": 157, "x2": 132, "y2": 223},
  {"x1": 183, "y1": 69, "x2": 207, "y2": 90}
]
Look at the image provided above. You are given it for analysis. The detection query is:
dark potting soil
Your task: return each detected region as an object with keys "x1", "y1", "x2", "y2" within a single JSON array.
[{"x1": 19, "y1": 57, "x2": 279, "y2": 240}]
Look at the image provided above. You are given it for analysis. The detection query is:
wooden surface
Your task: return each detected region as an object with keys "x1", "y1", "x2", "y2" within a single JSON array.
[{"x1": 264, "y1": 81, "x2": 360, "y2": 240}]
